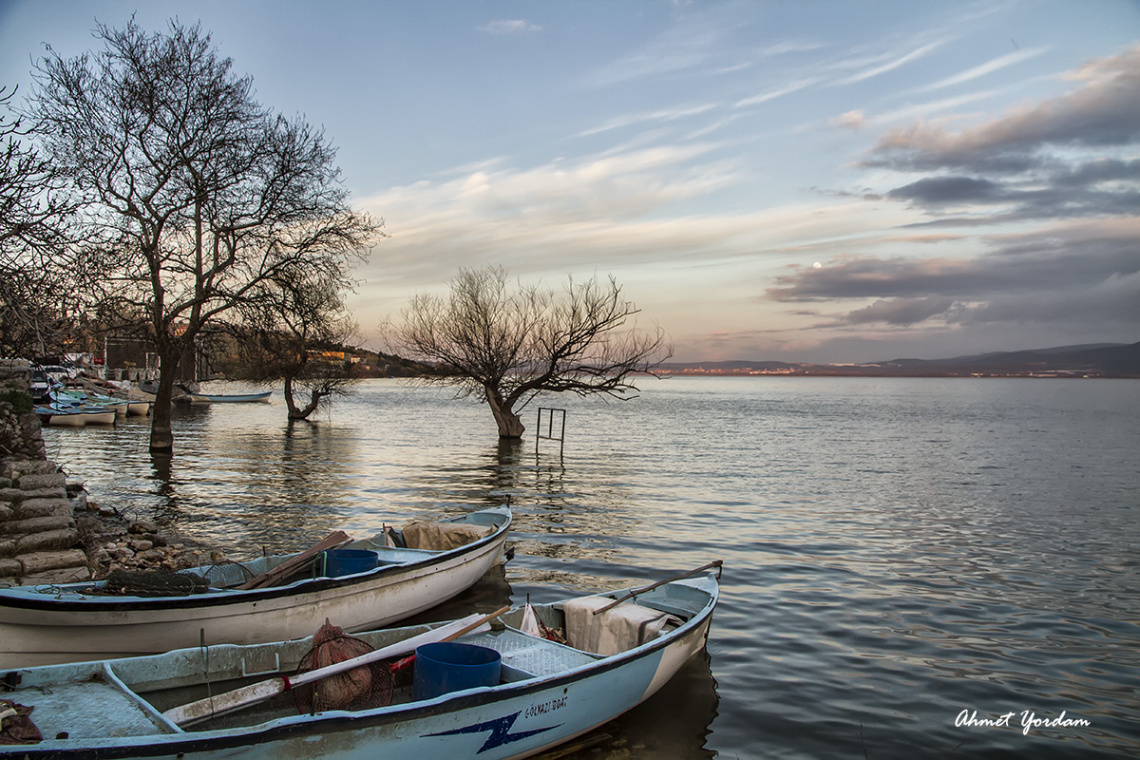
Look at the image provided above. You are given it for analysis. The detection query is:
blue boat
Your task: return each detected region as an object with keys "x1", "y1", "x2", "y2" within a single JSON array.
[{"x1": 0, "y1": 572, "x2": 719, "y2": 759}]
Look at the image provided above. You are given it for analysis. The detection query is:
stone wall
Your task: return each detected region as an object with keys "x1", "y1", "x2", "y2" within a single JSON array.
[
  {"x1": 0, "y1": 367, "x2": 90, "y2": 585},
  {"x1": 0, "y1": 458, "x2": 89, "y2": 585}
]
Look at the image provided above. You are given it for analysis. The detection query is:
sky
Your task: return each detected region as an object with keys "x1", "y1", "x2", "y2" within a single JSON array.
[{"x1": 1, "y1": 1, "x2": 1138, "y2": 363}]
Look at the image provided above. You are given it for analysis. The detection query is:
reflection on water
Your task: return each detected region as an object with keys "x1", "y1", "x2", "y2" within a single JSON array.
[{"x1": 42, "y1": 378, "x2": 1140, "y2": 758}]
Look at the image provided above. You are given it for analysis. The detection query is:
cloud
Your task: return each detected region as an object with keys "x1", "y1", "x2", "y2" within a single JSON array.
[
  {"x1": 832, "y1": 110, "x2": 865, "y2": 130},
  {"x1": 865, "y1": 45, "x2": 1140, "y2": 173},
  {"x1": 734, "y1": 78, "x2": 820, "y2": 108},
  {"x1": 854, "y1": 44, "x2": 1140, "y2": 230},
  {"x1": 923, "y1": 47, "x2": 1049, "y2": 90},
  {"x1": 584, "y1": 26, "x2": 723, "y2": 87},
  {"x1": 478, "y1": 20, "x2": 542, "y2": 35},
  {"x1": 766, "y1": 218, "x2": 1140, "y2": 329},
  {"x1": 845, "y1": 296, "x2": 959, "y2": 325},
  {"x1": 840, "y1": 41, "x2": 949, "y2": 85},
  {"x1": 576, "y1": 103, "x2": 719, "y2": 137}
]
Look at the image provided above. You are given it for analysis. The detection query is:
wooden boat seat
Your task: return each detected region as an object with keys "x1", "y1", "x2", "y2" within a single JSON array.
[
  {"x1": 461, "y1": 629, "x2": 598, "y2": 681},
  {"x1": 19, "y1": 664, "x2": 182, "y2": 739}
]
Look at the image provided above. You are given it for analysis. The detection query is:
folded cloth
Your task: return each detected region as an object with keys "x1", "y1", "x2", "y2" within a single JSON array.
[
  {"x1": 401, "y1": 521, "x2": 494, "y2": 551},
  {"x1": 562, "y1": 596, "x2": 675, "y2": 656},
  {"x1": 0, "y1": 700, "x2": 42, "y2": 745}
]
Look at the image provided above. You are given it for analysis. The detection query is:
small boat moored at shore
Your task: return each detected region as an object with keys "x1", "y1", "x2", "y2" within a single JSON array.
[
  {"x1": 0, "y1": 507, "x2": 512, "y2": 667},
  {"x1": 0, "y1": 570, "x2": 719, "y2": 759}
]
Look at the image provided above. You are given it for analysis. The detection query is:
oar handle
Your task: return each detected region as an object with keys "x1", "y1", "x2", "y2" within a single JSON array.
[
  {"x1": 164, "y1": 605, "x2": 511, "y2": 726},
  {"x1": 591, "y1": 560, "x2": 722, "y2": 616}
]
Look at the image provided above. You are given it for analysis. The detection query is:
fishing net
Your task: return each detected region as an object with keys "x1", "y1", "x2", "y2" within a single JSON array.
[
  {"x1": 90, "y1": 569, "x2": 210, "y2": 596},
  {"x1": 292, "y1": 621, "x2": 394, "y2": 714}
]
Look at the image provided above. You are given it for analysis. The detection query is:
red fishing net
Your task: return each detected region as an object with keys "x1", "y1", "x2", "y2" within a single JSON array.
[{"x1": 292, "y1": 621, "x2": 393, "y2": 714}]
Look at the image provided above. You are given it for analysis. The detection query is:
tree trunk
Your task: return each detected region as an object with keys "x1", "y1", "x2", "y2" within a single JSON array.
[
  {"x1": 283, "y1": 375, "x2": 323, "y2": 420},
  {"x1": 148, "y1": 353, "x2": 180, "y2": 453},
  {"x1": 486, "y1": 390, "x2": 525, "y2": 439}
]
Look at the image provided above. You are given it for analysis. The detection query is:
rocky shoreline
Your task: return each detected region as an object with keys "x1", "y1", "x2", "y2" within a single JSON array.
[
  {"x1": 1, "y1": 368, "x2": 211, "y2": 586},
  {"x1": 73, "y1": 492, "x2": 212, "y2": 580}
]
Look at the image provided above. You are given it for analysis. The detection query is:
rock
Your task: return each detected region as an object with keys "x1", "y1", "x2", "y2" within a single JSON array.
[
  {"x1": 128, "y1": 539, "x2": 154, "y2": 552},
  {"x1": 136, "y1": 549, "x2": 167, "y2": 564},
  {"x1": 16, "y1": 473, "x2": 67, "y2": 492},
  {"x1": 16, "y1": 497, "x2": 71, "y2": 519},
  {"x1": 110, "y1": 547, "x2": 135, "y2": 562},
  {"x1": 0, "y1": 515, "x2": 74, "y2": 537},
  {"x1": 129, "y1": 520, "x2": 158, "y2": 535},
  {"x1": 15, "y1": 528, "x2": 80, "y2": 553},
  {"x1": 19, "y1": 566, "x2": 90, "y2": 585},
  {"x1": 18, "y1": 549, "x2": 88, "y2": 575}
]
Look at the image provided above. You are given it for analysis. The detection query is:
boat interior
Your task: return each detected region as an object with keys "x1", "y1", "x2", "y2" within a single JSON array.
[
  {"x1": 12, "y1": 511, "x2": 506, "y2": 599},
  {"x1": 1, "y1": 582, "x2": 709, "y2": 744}
]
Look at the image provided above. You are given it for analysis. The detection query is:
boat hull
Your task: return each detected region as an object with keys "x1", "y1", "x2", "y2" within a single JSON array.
[
  {"x1": 78, "y1": 409, "x2": 117, "y2": 425},
  {"x1": 0, "y1": 508, "x2": 511, "y2": 667},
  {"x1": 187, "y1": 392, "x2": 272, "y2": 403},
  {"x1": 0, "y1": 575, "x2": 717, "y2": 760},
  {"x1": 127, "y1": 400, "x2": 152, "y2": 416},
  {"x1": 42, "y1": 412, "x2": 85, "y2": 427}
]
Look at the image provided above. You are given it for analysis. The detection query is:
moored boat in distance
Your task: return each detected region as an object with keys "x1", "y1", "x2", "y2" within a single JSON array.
[
  {"x1": 0, "y1": 571, "x2": 719, "y2": 759},
  {"x1": 0, "y1": 507, "x2": 512, "y2": 667},
  {"x1": 185, "y1": 390, "x2": 273, "y2": 403}
]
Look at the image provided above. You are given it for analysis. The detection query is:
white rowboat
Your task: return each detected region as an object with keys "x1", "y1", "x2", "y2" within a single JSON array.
[{"x1": 0, "y1": 507, "x2": 511, "y2": 667}]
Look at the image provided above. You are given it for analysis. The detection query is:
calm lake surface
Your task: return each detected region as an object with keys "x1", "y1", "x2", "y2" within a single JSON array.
[{"x1": 42, "y1": 377, "x2": 1140, "y2": 759}]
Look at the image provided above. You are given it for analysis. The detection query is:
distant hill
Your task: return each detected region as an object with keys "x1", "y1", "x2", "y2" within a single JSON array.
[{"x1": 660, "y1": 342, "x2": 1140, "y2": 378}]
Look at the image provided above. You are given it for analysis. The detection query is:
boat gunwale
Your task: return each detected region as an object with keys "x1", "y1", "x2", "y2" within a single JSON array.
[
  {"x1": 1, "y1": 576, "x2": 718, "y2": 760},
  {"x1": 0, "y1": 508, "x2": 512, "y2": 613}
]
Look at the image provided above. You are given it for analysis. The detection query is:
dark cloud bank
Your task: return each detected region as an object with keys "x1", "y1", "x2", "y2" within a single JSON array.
[{"x1": 772, "y1": 45, "x2": 1140, "y2": 347}]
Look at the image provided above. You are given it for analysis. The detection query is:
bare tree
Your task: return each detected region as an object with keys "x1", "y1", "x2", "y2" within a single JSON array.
[
  {"x1": 229, "y1": 269, "x2": 361, "y2": 420},
  {"x1": 387, "y1": 266, "x2": 671, "y2": 439},
  {"x1": 0, "y1": 85, "x2": 82, "y2": 358},
  {"x1": 29, "y1": 20, "x2": 381, "y2": 452}
]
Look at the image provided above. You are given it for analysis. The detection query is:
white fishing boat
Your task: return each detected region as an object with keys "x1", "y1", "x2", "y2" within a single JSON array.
[
  {"x1": 186, "y1": 391, "x2": 273, "y2": 403},
  {"x1": 0, "y1": 507, "x2": 511, "y2": 667},
  {"x1": 33, "y1": 402, "x2": 117, "y2": 426},
  {"x1": 0, "y1": 570, "x2": 719, "y2": 759}
]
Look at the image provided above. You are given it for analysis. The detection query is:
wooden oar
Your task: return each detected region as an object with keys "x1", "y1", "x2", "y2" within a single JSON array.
[
  {"x1": 236, "y1": 531, "x2": 350, "y2": 590},
  {"x1": 164, "y1": 605, "x2": 510, "y2": 727},
  {"x1": 591, "y1": 560, "x2": 723, "y2": 616}
]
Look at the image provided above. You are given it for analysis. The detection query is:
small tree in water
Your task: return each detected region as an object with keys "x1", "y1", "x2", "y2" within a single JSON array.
[
  {"x1": 387, "y1": 266, "x2": 671, "y2": 439},
  {"x1": 29, "y1": 20, "x2": 379, "y2": 452},
  {"x1": 230, "y1": 269, "x2": 361, "y2": 421}
]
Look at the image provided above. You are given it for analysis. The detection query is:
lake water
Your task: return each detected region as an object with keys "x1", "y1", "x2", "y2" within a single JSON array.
[{"x1": 42, "y1": 376, "x2": 1140, "y2": 758}]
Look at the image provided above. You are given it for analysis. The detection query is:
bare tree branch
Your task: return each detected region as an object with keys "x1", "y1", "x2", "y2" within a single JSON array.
[
  {"x1": 386, "y1": 266, "x2": 671, "y2": 438},
  {"x1": 28, "y1": 20, "x2": 382, "y2": 451}
]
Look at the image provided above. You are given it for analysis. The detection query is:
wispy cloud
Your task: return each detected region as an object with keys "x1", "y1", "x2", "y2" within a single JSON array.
[
  {"x1": 734, "y1": 78, "x2": 820, "y2": 108},
  {"x1": 576, "y1": 103, "x2": 720, "y2": 137},
  {"x1": 477, "y1": 19, "x2": 542, "y2": 35},
  {"x1": 836, "y1": 40, "x2": 949, "y2": 85},
  {"x1": 923, "y1": 46, "x2": 1049, "y2": 90}
]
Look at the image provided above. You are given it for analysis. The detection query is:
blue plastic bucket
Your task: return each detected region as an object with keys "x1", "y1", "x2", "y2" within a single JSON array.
[
  {"x1": 413, "y1": 642, "x2": 502, "y2": 700},
  {"x1": 321, "y1": 549, "x2": 378, "y2": 577}
]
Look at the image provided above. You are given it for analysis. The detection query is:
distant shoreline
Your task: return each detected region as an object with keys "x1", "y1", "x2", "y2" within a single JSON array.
[{"x1": 658, "y1": 341, "x2": 1140, "y2": 379}]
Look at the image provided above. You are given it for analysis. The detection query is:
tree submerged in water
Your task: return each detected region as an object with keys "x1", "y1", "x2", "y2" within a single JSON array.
[
  {"x1": 228, "y1": 269, "x2": 362, "y2": 421},
  {"x1": 28, "y1": 19, "x2": 380, "y2": 452},
  {"x1": 386, "y1": 266, "x2": 671, "y2": 439}
]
